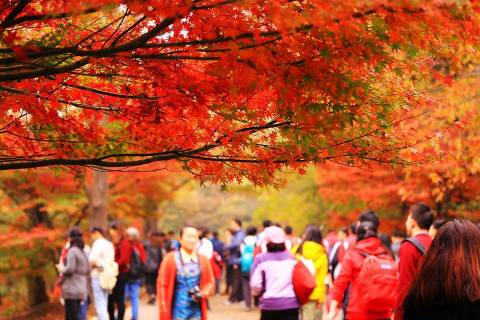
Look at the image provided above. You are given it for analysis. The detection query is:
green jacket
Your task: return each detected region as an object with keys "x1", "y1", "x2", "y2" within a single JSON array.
[{"x1": 292, "y1": 241, "x2": 328, "y2": 303}]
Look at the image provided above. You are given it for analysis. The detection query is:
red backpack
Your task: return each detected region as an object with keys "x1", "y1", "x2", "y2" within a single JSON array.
[
  {"x1": 292, "y1": 257, "x2": 317, "y2": 305},
  {"x1": 355, "y1": 250, "x2": 398, "y2": 312}
]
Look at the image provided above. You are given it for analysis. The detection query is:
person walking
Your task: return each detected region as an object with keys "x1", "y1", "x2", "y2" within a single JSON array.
[
  {"x1": 224, "y1": 219, "x2": 245, "y2": 303},
  {"x1": 58, "y1": 228, "x2": 90, "y2": 320},
  {"x1": 198, "y1": 227, "x2": 214, "y2": 260},
  {"x1": 395, "y1": 203, "x2": 434, "y2": 320},
  {"x1": 108, "y1": 221, "x2": 130, "y2": 320},
  {"x1": 89, "y1": 227, "x2": 116, "y2": 320},
  {"x1": 210, "y1": 231, "x2": 224, "y2": 295},
  {"x1": 157, "y1": 226, "x2": 215, "y2": 320},
  {"x1": 292, "y1": 224, "x2": 328, "y2": 320},
  {"x1": 144, "y1": 231, "x2": 165, "y2": 304},
  {"x1": 328, "y1": 221, "x2": 397, "y2": 320},
  {"x1": 124, "y1": 227, "x2": 146, "y2": 320},
  {"x1": 284, "y1": 226, "x2": 300, "y2": 251},
  {"x1": 240, "y1": 226, "x2": 257, "y2": 311},
  {"x1": 403, "y1": 219, "x2": 480, "y2": 319},
  {"x1": 250, "y1": 226, "x2": 300, "y2": 320}
]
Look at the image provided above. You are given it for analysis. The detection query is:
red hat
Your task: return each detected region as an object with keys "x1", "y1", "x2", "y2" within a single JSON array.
[{"x1": 264, "y1": 226, "x2": 286, "y2": 244}]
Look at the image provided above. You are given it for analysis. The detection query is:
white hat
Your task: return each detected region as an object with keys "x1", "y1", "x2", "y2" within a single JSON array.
[{"x1": 126, "y1": 227, "x2": 140, "y2": 239}]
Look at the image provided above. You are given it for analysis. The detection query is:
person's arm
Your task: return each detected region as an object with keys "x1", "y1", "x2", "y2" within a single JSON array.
[
  {"x1": 200, "y1": 256, "x2": 215, "y2": 297},
  {"x1": 88, "y1": 241, "x2": 99, "y2": 268},
  {"x1": 61, "y1": 249, "x2": 77, "y2": 276},
  {"x1": 395, "y1": 242, "x2": 418, "y2": 316},
  {"x1": 138, "y1": 243, "x2": 147, "y2": 264},
  {"x1": 250, "y1": 261, "x2": 264, "y2": 296},
  {"x1": 157, "y1": 253, "x2": 174, "y2": 318},
  {"x1": 116, "y1": 240, "x2": 132, "y2": 270},
  {"x1": 224, "y1": 232, "x2": 244, "y2": 251},
  {"x1": 316, "y1": 253, "x2": 329, "y2": 303},
  {"x1": 328, "y1": 251, "x2": 356, "y2": 317}
]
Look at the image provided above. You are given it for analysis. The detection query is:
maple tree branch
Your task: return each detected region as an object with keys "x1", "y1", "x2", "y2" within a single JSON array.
[
  {"x1": 111, "y1": 15, "x2": 147, "y2": 46},
  {"x1": 62, "y1": 83, "x2": 159, "y2": 100},
  {"x1": 1, "y1": 6, "x2": 100, "y2": 28},
  {"x1": 0, "y1": 121, "x2": 292, "y2": 170},
  {"x1": 0, "y1": 85, "x2": 120, "y2": 112},
  {"x1": 0, "y1": 58, "x2": 91, "y2": 81},
  {"x1": 1, "y1": 0, "x2": 32, "y2": 26}
]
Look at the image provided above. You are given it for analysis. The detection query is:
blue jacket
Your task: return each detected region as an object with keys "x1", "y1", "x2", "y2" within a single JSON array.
[{"x1": 224, "y1": 229, "x2": 245, "y2": 266}]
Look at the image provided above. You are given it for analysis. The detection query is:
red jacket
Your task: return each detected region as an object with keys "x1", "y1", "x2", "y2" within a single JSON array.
[
  {"x1": 157, "y1": 251, "x2": 215, "y2": 320},
  {"x1": 114, "y1": 238, "x2": 146, "y2": 274},
  {"x1": 395, "y1": 232, "x2": 432, "y2": 320},
  {"x1": 330, "y1": 237, "x2": 392, "y2": 320}
]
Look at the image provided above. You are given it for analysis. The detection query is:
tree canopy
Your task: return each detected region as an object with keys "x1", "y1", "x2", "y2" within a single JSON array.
[{"x1": 0, "y1": 0, "x2": 478, "y2": 183}]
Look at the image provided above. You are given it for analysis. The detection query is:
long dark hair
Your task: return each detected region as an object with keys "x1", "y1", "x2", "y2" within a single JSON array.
[
  {"x1": 403, "y1": 220, "x2": 480, "y2": 314},
  {"x1": 296, "y1": 224, "x2": 323, "y2": 255}
]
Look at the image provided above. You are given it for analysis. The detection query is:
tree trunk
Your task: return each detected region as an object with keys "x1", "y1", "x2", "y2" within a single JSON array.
[
  {"x1": 26, "y1": 275, "x2": 48, "y2": 307},
  {"x1": 88, "y1": 171, "x2": 109, "y2": 230},
  {"x1": 23, "y1": 204, "x2": 52, "y2": 307}
]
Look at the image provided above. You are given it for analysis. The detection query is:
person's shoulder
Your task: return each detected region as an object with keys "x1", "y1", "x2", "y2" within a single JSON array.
[
  {"x1": 162, "y1": 251, "x2": 177, "y2": 265},
  {"x1": 68, "y1": 246, "x2": 83, "y2": 256}
]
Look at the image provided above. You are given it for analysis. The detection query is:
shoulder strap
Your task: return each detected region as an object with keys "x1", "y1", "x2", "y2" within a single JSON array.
[
  {"x1": 403, "y1": 237, "x2": 426, "y2": 255},
  {"x1": 354, "y1": 248, "x2": 370, "y2": 258}
]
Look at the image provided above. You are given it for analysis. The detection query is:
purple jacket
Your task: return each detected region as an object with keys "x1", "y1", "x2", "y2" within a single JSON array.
[{"x1": 250, "y1": 251, "x2": 299, "y2": 311}]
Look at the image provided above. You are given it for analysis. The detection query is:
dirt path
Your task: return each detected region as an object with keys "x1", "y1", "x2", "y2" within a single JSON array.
[
  {"x1": 30, "y1": 294, "x2": 260, "y2": 320},
  {"x1": 124, "y1": 294, "x2": 259, "y2": 320}
]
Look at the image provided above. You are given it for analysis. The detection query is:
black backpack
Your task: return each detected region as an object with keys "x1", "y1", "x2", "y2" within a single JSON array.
[{"x1": 128, "y1": 248, "x2": 146, "y2": 280}]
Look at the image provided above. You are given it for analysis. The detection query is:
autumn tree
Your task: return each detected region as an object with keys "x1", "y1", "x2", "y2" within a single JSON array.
[
  {"x1": 0, "y1": 0, "x2": 478, "y2": 184},
  {"x1": 317, "y1": 66, "x2": 480, "y2": 222},
  {"x1": 0, "y1": 165, "x2": 182, "y2": 314}
]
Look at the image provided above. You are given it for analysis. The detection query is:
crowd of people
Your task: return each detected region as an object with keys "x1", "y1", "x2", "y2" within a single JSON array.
[{"x1": 55, "y1": 203, "x2": 480, "y2": 320}]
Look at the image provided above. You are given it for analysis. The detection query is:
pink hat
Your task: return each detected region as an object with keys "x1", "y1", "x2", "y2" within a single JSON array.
[{"x1": 264, "y1": 226, "x2": 286, "y2": 244}]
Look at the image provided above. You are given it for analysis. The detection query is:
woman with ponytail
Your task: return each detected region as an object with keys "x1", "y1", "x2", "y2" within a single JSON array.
[{"x1": 328, "y1": 219, "x2": 396, "y2": 320}]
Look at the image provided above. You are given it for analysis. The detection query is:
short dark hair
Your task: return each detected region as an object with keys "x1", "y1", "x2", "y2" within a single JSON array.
[
  {"x1": 150, "y1": 231, "x2": 165, "y2": 237},
  {"x1": 233, "y1": 218, "x2": 242, "y2": 227},
  {"x1": 90, "y1": 226, "x2": 104, "y2": 235},
  {"x1": 340, "y1": 227, "x2": 349, "y2": 234},
  {"x1": 109, "y1": 221, "x2": 121, "y2": 230},
  {"x1": 392, "y1": 229, "x2": 406, "y2": 239},
  {"x1": 199, "y1": 227, "x2": 210, "y2": 239},
  {"x1": 263, "y1": 219, "x2": 272, "y2": 228},
  {"x1": 432, "y1": 219, "x2": 448, "y2": 230},
  {"x1": 246, "y1": 226, "x2": 257, "y2": 236},
  {"x1": 410, "y1": 203, "x2": 434, "y2": 230},
  {"x1": 358, "y1": 210, "x2": 380, "y2": 229},
  {"x1": 284, "y1": 225, "x2": 293, "y2": 235}
]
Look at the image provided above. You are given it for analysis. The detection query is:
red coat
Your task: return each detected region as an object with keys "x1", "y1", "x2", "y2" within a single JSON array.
[
  {"x1": 114, "y1": 239, "x2": 146, "y2": 274},
  {"x1": 330, "y1": 237, "x2": 392, "y2": 320},
  {"x1": 157, "y1": 251, "x2": 215, "y2": 320},
  {"x1": 394, "y1": 233, "x2": 432, "y2": 320}
]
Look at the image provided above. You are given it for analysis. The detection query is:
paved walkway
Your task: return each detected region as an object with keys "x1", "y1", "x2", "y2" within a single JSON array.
[{"x1": 124, "y1": 295, "x2": 259, "y2": 320}]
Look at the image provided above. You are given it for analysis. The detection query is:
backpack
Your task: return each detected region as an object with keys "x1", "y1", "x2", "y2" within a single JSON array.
[
  {"x1": 240, "y1": 240, "x2": 255, "y2": 273},
  {"x1": 128, "y1": 247, "x2": 145, "y2": 280},
  {"x1": 99, "y1": 260, "x2": 119, "y2": 291},
  {"x1": 355, "y1": 250, "x2": 398, "y2": 312},
  {"x1": 292, "y1": 256, "x2": 316, "y2": 305},
  {"x1": 403, "y1": 237, "x2": 426, "y2": 255}
]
